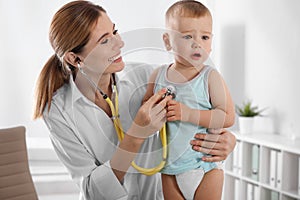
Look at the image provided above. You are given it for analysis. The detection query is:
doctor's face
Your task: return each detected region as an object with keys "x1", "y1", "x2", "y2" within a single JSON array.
[{"x1": 81, "y1": 12, "x2": 125, "y2": 75}]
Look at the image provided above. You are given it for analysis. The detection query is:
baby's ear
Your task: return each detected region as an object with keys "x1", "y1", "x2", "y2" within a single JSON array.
[{"x1": 163, "y1": 33, "x2": 172, "y2": 51}]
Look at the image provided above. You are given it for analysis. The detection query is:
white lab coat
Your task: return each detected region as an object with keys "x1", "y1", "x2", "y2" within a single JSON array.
[{"x1": 43, "y1": 62, "x2": 163, "y2": 200}]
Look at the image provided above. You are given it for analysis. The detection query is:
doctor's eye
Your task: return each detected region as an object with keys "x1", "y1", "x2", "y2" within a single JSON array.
[
  {"x1": 182, "y1": 35, "x2": 192, "y2": 39},
  {"x1": 100, "y1": 38, "x2": 109, "y2": 44}
]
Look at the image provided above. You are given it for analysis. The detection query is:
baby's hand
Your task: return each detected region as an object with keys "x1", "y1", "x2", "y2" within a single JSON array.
[{"x1": 166, "y1": 100, "x2": 190, "y2": 122}]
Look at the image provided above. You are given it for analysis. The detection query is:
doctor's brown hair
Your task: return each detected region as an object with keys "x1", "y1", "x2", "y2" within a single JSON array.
[{"x1": 33, "y1": 1, "x2": 105, "y2": 119}]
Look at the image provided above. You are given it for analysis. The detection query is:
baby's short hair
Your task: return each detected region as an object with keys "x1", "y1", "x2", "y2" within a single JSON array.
[{"x1": 165, "y1": 0, "x2": 211, "y2": 25}]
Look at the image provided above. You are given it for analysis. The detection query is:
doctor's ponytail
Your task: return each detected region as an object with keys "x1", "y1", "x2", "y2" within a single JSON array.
[
  {"x1": 33, "y1": 54, "x2": 70, "y2": 119},
  {"x1": 33, "y1": 1, "x2": 106, "y2": 119}
]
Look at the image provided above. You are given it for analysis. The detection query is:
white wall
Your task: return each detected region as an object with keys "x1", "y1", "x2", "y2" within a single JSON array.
[
  {"x1": 214, "y1": 0, "x2": 300, "y2": 138},
  {"x1": 1, "y1": 0, "x2": 299, "y2": 139},
  {"x1": 0, "y1": 1, "x2": 71, "y2": 137}
]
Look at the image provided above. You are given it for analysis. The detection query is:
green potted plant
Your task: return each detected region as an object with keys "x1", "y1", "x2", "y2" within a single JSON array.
[{"x1": 236, "y1": 101, "x2": 265, "y2": 134}]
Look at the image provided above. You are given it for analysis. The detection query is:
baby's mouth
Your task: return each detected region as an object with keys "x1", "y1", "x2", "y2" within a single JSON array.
[{"x1": 193, "y1": 53, "x2": 201, "y2": 57}]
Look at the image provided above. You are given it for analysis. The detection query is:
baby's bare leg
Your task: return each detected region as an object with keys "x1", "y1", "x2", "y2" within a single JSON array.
[
  {"x1": 194, "y1": 169, "x2": 224, "y2": 200},
  {"x1": 161, "y1": 174, "x2": 184, "y2": 200}
]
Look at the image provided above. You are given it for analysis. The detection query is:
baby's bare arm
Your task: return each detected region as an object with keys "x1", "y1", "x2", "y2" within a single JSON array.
[{"x1": 184, "y1": 69, "x2": 235, "y2": 128}]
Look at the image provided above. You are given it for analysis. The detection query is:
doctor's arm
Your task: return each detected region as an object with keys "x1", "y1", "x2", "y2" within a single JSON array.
[
  {"x1": 44, "y1": 108, "x2": 128, "y2": 199},
  {"x1": 44, "y1": 103, "x2": 133, "y2": 199},
  {"x1": 43, "y1": 91, "x2": 169, "y2": 199}
]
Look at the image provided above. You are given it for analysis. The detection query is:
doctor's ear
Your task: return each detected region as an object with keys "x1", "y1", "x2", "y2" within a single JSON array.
[
  {"x1": 163, "y1": 33, "x2": 172, "y2": 51},
  {"x1": 64, "y1": 52, "x2": 82, "y2": 67}
]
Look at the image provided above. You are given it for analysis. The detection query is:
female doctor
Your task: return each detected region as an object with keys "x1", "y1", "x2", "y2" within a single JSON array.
[{"x1": 33, "y1": 1, "x2": 236, "y2": 199}]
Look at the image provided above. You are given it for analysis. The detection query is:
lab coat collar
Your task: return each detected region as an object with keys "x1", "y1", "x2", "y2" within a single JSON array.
[{"x1": 64, "y1": 73, "x2": 128, "y2": 111}]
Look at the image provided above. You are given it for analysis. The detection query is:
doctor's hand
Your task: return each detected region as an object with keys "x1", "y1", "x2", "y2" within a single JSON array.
[
  {"x1": 190, "y1": 128, "x2": 236, "y2": 162},
  {"x1": 127, "y1": 88, "x2": 172, "y2": 139}
]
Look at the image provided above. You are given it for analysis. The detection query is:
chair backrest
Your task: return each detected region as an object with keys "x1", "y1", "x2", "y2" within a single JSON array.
[{"x1": 0, "y1": 126, "x2": 38, "y2": 200}]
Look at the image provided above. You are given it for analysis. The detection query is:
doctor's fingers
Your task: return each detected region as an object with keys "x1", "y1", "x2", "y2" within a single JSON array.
[
  {"x1": 151, "y1": 106, "x2": 167, "y2": 120},
  {"x1": 190, "y1": 139, "x2": 224, "y2": 150},
  {"x1": 142, "y1": 110, "x2": 166, "y2": 134},
  {"x1": 152, "y1": 111, "x2": 167, "y2": 128},
  {"x1": 151, "y1": 96, "x2": 172, "y2": 115},
  {"x1": 193, "y1": 132, "x2": 222, "y2": 143},
  {"x1": 191, "y1": 145, "x2": 227, "y2": 161},
  {"x1": 192, "y1": 145, "x2": 222, "y2": 155},
  {"x1": 144, "y1": 88, "x2": 167, "y2": 107}
]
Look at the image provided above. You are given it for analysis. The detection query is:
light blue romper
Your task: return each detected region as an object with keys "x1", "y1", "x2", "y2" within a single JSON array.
[{"x1": 155, "y1": 64, "x2": 217, "y2": 175}]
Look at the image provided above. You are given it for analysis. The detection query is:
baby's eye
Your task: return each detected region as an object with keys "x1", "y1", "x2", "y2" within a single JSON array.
[
  {"x1": 202, "y1": 35, "x2": 210, "y2": 40},
  {"x1": 182, "y1": 35, "x2": 192, "y2": 39},
  {"x1": 113, "y1": 29, "x2": 118, "y2": 35}
]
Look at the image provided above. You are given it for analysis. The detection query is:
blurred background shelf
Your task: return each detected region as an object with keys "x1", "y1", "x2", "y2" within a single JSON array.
[{"x1": 223, "y1": 131, "x2": 300, "y2": 200}]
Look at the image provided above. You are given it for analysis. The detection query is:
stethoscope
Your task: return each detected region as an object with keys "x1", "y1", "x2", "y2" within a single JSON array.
[{"x1": 77, "y1": 62, "x2": 168, "y2": 175}]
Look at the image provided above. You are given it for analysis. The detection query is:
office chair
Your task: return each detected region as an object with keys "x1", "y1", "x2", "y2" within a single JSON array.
[{"x1": 0, "y1": 126, "x2": 38, "y2": 200}]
